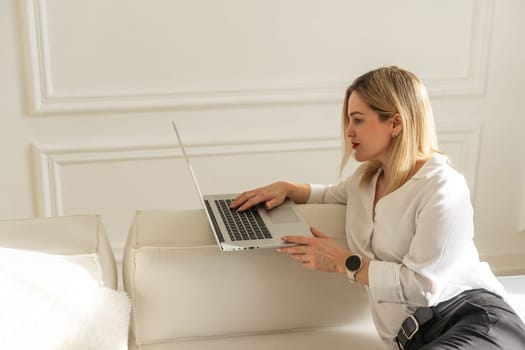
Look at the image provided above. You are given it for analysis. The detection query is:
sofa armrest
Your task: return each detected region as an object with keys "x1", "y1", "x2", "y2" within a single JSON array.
[{"x1": 0, "y1": 215, "x2": 117, "y2": 288}]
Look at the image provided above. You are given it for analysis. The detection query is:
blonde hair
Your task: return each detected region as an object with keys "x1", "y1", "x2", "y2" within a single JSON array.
[{"x1": 341, "y1": 66, "x2": 440, "y2": 194}]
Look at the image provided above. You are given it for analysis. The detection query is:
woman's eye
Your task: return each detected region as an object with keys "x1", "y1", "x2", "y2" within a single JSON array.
[{"x1": 353, "y1": 118, "x2": 362, "y2": 125}]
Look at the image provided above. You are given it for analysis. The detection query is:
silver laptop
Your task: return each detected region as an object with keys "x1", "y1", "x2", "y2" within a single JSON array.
[{"x1": 172, "y1": 122, "x2": 312, "y2": 251}]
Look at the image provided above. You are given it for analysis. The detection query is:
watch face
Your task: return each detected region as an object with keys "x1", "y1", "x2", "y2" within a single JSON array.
[{"x1": 345, "y1": 255, "x2": 362, "y2": 272}]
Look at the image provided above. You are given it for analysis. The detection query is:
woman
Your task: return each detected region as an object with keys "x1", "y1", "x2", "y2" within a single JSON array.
[{"x1": 231, "y1": 66, "x2": 525, "y2": 349}]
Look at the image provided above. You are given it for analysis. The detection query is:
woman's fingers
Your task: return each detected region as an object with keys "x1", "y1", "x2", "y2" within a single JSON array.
[
  {"x1": 280, "y1": 235, "x2": 312, "y2": 246},
  {"x1": 230, "y1": 190, "x2": 261, "y2": 210},
  {"x1": 237, "y1": 194, "x2": 266, "y2": 212},
  {"x1": 231, "y1": 182, "x2": 288, "y2": 211},
  {"x1": 277, "y1": 231, "x2": 350, "y2": 273}
]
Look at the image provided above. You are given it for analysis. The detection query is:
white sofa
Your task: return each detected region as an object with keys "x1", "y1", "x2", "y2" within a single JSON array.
[
  {"x1": 1, "y1": 208, "x2": 523, "y2": 350},
  {"x1": 123, "y1": 204, "x2": 385, "y2": 350}
]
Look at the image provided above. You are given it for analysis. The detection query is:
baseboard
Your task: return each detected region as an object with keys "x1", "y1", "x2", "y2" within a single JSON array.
[{"x1": 480, "y1": 251, "x2": 525, "y2": 276}]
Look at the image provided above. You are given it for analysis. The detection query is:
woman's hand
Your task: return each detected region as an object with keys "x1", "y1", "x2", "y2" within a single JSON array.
[
  {"x1": 230, "y1": 181, "x2": 310, "y2": 212},
  {"x1": 277, "y1": 227, "x2": 350, "y2": 274}
]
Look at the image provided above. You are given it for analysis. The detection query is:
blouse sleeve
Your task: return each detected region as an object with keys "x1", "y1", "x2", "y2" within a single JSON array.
[
  {"x1": 308, "y1": 180, "x2": 349, "y2": 205},
  {"x1": 368, "y1": 173, "x2": 475, "y2": 307}
]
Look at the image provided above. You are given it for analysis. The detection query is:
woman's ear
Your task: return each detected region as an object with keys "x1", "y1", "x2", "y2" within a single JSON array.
[{"x1": 392, "y1": 113, "x2": 402, "y2": 137}]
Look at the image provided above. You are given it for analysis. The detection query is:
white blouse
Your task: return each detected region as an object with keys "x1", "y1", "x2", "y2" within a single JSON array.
[{"x1": 308, "y1": 154, "x2": 506, "y2": 348}]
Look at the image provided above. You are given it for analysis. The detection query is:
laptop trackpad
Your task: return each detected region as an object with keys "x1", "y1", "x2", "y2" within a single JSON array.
[{"x1": 266, "y1": 207, "x2": 299, "y2": 224}]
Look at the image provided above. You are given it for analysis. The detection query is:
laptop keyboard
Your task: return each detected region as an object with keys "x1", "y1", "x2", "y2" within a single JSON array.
[{"x1": 216, "y1": 199, "x2": 272, "y2": 241}]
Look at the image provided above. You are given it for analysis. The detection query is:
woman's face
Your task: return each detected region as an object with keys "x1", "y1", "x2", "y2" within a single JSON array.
[{"x1": 345, "y1": 91, "x2": 397, "y2": 164}]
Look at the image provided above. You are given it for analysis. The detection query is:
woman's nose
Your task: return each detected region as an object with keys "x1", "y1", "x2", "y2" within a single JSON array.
[{"x1": 346, "y1": 123, "x2": 354, "y2": 138}]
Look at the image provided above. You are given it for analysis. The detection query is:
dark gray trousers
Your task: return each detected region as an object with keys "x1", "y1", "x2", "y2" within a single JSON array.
[{"x1": 402, "y1": 289, "x2": 525, "y2": 349}]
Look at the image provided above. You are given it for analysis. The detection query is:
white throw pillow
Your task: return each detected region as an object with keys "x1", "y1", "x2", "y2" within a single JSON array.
[{"x1": 0, "y1": 247, "x2": 130, "y2": 350}]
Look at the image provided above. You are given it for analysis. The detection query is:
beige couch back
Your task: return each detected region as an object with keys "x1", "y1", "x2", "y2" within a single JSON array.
[{"x1": 124, "y1": 204, "x2": 372, "y2": 344}]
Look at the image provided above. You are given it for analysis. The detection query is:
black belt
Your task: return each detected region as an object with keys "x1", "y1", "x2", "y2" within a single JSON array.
[{"x1": 396, "y1": 307, "x2": 434, "y2": 350}]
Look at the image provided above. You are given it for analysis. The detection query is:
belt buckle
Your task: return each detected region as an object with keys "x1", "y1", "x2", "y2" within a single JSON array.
[
  {"x1": 397, "y1": 314, "x2": 419, "y2": 350},
  {"x1": 402, "y1": 315, "x2": 419, "y2": 340}
]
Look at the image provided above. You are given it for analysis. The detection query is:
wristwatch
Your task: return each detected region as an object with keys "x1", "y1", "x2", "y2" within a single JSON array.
[{"x1": 345, "y1": 254, "x2": 363, "y2": 282}]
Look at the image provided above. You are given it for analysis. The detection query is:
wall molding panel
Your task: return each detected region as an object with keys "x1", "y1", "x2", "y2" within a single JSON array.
[
  {"x1": 22, "y1": 0, "x2": 494, "y2": 114},
  {"x1": 32, "y1": 138, "x2": 341, "y2": 217},
  {"x1": 436, "y1": 124, "x2": 481, "y2": 200}
]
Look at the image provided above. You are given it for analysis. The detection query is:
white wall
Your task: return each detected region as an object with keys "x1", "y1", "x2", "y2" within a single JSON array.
[{"x1": 1, "y1": 0, "x2": 524, "y2": 275}]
